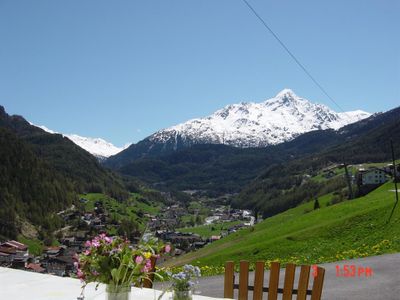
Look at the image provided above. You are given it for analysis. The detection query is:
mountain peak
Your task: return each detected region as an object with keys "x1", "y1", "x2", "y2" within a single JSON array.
[
  {"x1": 275, "y1": 88, "x2": 297, "y2": 99},
  {"x1": 266, "y1": 89, "x2": 303, "y2": 107},
  {"x1": 148, "y1": 90, "x2": 371, "y2": 148},
  {"x1": 28, "y1": 123, "x2": 128, "y2": 158}
]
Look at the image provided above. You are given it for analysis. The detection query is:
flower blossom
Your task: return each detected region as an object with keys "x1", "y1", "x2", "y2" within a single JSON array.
[
  {"x1": 135, "y1": 255, "x2": 144, "y2": 264},
  {"x1": 92, "y1": 240, "x2": 100, "y2": 248},
  {"x1": 145, "y1": 259, "x2": 152, "y2": 268},
  {"x1": 77, "y1": 268, "x2": 85, "y2": 279}
]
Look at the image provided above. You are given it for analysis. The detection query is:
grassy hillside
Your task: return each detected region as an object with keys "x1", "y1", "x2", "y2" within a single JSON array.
[
  {"x1": 81, "y1": 192, "x2": 164, "y2": 232},
  {"x1": 310, "y1": 160, "x2": 400, "y2": 183},
  {"x1": 177, "y1": 221, "x2": 242, "y2": 238},
  {"x1": 234, "y1": 107, "x2": 400, "y2": 216},
  {"x1": 165, "y1": 183, "x2": 400, "y2": 271}
]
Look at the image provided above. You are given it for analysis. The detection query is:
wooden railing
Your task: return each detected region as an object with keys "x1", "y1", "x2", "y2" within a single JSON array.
[{"x1": 224, "y1": 261, "x2": 325, "y2": 300}]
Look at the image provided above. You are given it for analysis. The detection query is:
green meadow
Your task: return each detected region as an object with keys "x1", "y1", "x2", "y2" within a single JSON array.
[
  {"x1": 165, "y1": 182, "x2": 400, "y2": 270},
  {"x1": 177, "y1": 221, "x2": 242, "y2": 238},
  {"x1": 81, "y1": 192, "x2": 163, "y2": 231}
]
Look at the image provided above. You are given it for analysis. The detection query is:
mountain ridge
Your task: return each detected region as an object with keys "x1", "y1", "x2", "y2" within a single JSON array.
[
  {"x1": 105, "y1": 106, "x2": 399, "y2": 197},
  {"x1": 105, "y1": 89, "x2": 370, "y2": 168},
  {"x1": 148, "y1": 89, "x2": 370, "y2": 148},
  {"x1": 0, "y1": 105, "x2": 129, "y2": 200},
  {"x1": 30, "y1": 124, "x2": 129, "y2": 159}
]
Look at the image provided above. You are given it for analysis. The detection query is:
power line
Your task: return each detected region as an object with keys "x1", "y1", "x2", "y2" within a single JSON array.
[{"x1": 241, "y1": 0, "x2": 348, "y2": 115}]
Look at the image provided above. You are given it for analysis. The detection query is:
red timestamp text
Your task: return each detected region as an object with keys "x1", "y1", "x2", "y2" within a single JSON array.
[{"x1": 335, "y1": 264, "x2": 373, "y2": 277}]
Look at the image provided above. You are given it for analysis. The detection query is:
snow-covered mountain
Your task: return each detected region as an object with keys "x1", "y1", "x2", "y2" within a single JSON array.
[
  {"x1": 31, "y1": 124, "x2": 128, "y2": 159},
  {"x1": 65, "y1": 134, "x2": 129, "y2": 159},
  {"x1": 148, "y1": 89, "x2": 371, "y2": 148}
]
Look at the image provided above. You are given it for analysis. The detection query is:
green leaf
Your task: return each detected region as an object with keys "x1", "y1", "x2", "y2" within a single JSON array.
[{"x1": 111, "y1": 268, "x2": 119, "y2": 281}]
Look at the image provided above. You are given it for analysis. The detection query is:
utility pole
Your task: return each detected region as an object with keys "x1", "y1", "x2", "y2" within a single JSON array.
[
  {"x1": 343, "y1": 160, "x2": 354, "y2": 200},
  {"x1": 387, "y1": 139, "x2": 399, "y2": 223}
]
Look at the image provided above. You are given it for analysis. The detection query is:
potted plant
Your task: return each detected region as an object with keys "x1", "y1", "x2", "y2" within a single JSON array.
[
  {"x1": 75, "y1": 233, "x2": 171, "y2": 300},
  {"x1": 169, "y1": 265, "x2": 201, "y2": 300}
]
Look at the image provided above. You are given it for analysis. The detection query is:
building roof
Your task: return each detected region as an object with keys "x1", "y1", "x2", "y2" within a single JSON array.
[
  {"x1": 45, "y1": 246, "x2": 62, "y2": 251},
  {"x1": 0, "y1": 246, "x2": 17, "y2": 254},
  {"x1": 26, "y1": 263, "x2": 45, "y2": 273},
  {"x1": 49, "y1": 255, "x2": 74, "y2": 265},
  {"x1": 1, "y1": 240, "x2": 28, "y2": 251},
  {"x1": 359, "y1": 167, "x2": 391, "y2": 175}
]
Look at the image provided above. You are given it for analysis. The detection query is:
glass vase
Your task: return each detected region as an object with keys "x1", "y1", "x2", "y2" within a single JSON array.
[
  {"x1": 106, "y1": 284, "x2": 131, "y2": 300},
  {"x1": 172, "y1": 290, "x2": 192, "y2": 300}
]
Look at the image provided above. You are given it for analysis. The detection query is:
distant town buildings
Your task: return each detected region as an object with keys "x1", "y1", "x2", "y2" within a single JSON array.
[
  {"x1": 0, "y1": 240, "x2": 29, "y2": 267},
  {"x1": 357, "y1": 167, "x2": 389, "y2": 186},
  {"x1": 1, "y1": 193, "x2": 254, "y2": 278}
]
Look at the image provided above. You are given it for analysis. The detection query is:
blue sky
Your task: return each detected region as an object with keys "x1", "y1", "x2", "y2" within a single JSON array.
[{"x1": 0, "y1": 0, "x2": 398, "y2": 146}]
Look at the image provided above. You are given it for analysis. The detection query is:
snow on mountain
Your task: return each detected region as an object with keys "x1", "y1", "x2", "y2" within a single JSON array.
[
  {"x1": 65, "y1": 134, "x2": 129, "y2": 159},
  {"x1": 148, "y1": 89, "x2": 371, "y2": 148},
  {"x1": 35, "y1": 125, "x2": 57, "y2": 134},
  {"x1": 30, "y1": 123, "x2": 128, "y2": 158}
]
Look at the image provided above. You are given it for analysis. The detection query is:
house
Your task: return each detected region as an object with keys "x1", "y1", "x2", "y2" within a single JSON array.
[
  {"x1": 324, "y1": 170, "x2": 336, "y2": 179},
  {"x1": 0, "y1": 240, "x2": 28, "y2": 253},
  {"x1": 359, "y1": 168, "x2": 388, "y2": 185},
  {"x1": 170, "y1": 248, "x2": 184, "y2": 256},
  {"x1": 193, "y1": 241, "x2": 207, "y2": 249},
  {"x1": 0, "y1": 240, "x2": 29, "y2": 268},
  {"x1": 11, "y1": 253, "x2": 31, "y2": 269},
  {"x1": 384, "y1": 164, "x2": 400, "y2": 180},
  {"x1": 210, "y1": 235, "x2": 221, "y2": 242},
  {"x1": 45, "y1": 255, "x2": 75, "y2": 277},
  {"x1": 0, "y1": 249, "x2": 13, "y2": 263},
  {"x1": 26, "y1": 263, "x2": 45, "y2": 273},
  {"x1": 44, "y1": 246, "x2": 64, "y2": 258}
]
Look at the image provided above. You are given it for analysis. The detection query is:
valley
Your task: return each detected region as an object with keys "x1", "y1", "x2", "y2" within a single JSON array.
[
  {"x1": 1, "y1": 3, "x2": 398, "y2": 298},
  {"x1": 0, "y1": 98, "x2": 399, "y2": 281}
]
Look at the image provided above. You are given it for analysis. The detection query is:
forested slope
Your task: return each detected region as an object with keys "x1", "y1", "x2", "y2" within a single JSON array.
[{"x1": 0, "y1": 128, "x2": 75, "y2": 238}]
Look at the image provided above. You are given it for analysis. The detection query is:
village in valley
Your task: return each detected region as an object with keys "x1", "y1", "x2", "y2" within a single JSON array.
[{"x1": 0, "y1": 189, "x2": 256, "y2": 277}]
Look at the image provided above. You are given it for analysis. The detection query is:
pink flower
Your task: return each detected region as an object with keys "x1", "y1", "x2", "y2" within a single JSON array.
[
  {"x1": 104, "y1": 236, "x2": 112, "y2": 244},
  {"x1": 135, "y1": 255, "x2": 143, "y2": 264},
  {"x1": 165, "y1": 244, "x2": 171, "y2": 253},
  {"x1": 145, "y1": 259, "x2": 152, "y2": 268},
  {"x1": 77, "y1": 269, "x2": 85, "y2": 279},
  {"x1": 74, "y1": 261, "x2": 79, "y2": 269},
  {"x1": 141, "y1": 266, "x2": 150, "y2": 273},
  {"x1": 84, "y1": 240, "x2": 92, "y2": 247},
  {"x1": 92, "y1": 240, "x2": 100, "y2": 247},
  {"x1": 84, "y1": 250, "x2": 91, "y2": 255}
]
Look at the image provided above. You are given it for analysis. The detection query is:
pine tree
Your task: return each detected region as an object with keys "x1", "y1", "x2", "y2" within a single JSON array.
[{"x1": 313, "y1": 197, "x2": 320, "y2": 210}]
